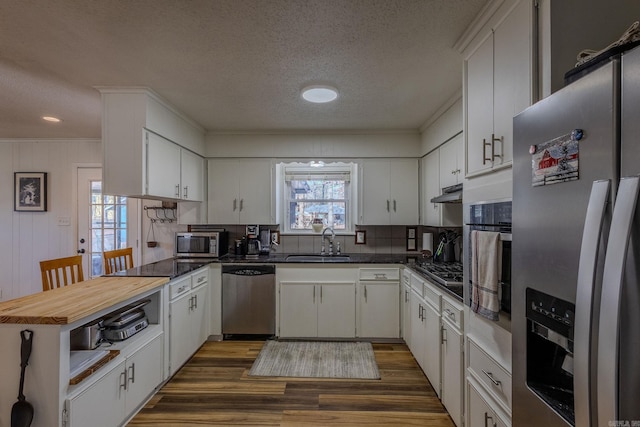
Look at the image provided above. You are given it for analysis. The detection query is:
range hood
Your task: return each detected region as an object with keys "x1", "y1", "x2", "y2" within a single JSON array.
[{"x1": 430, "y1": 183, "x2": 462, "y2": 203}]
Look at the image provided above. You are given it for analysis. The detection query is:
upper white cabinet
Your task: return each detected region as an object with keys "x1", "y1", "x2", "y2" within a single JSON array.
[
  {"x1": 207, "y1": 159, "x2": 273, "y2": 224},
  {"x1": 439, "y1": 135, "x2": 464, "y2": 188},
  {"x1": 463, "y1": 0, "x2": 534, "y2": 177},
  {"x1": 421, "y1": 138, "x2": 463, "y2": 227},
  {"x1": 100, "y1": 88, "x2": 206, "y2": 201},
  {"x1": 360, "y1": 158, "x2": 419, "y2": 225},
  {"x1": 146, "y1": 131, "x2": 205, "y2": 201}
]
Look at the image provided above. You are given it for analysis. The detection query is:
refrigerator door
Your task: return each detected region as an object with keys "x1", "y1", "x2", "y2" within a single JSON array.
[
  {"x1": 613, "y1": 45, "x2": 640, "y2": 425},
  {"x1": 512, "y1": 60, "x2": 619, "y2": 426},
  {"x1": 596, "y1": 176, "x2": 640, "y2": 426}
]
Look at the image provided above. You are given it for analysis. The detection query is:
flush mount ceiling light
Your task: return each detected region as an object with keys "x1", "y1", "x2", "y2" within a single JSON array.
[
  {"x1": 301, "y1": 86, "x2": 338, "y2": 103},
  {"x1": 42, "y1": 116, "x2": 61, "y2": 123}
]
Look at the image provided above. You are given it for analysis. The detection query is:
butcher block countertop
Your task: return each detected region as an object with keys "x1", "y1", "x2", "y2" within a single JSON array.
[{"x1": 0, "y1": 276, "x2": 169, "y2": 325}]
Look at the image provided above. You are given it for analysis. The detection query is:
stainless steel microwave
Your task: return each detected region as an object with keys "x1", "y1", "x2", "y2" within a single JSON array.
[{"x1": 175, "y1": 231, "x2": 229, "y2": 258}]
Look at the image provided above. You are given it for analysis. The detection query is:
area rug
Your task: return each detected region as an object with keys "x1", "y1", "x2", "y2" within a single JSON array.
[{"x1": 248, "y1": 340, "x2": 380, "y2": 379}]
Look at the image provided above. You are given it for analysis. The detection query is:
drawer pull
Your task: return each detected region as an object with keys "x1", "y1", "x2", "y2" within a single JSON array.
[
  {"x1": 482, "y1": 369, "x2": 502, "y2": 386},
  {"x1": 373, "y1": 273, "x2": 387, "y2": 279},
  {"x1": 444, "y1": 308, "x2": 456, "y2": 321}
]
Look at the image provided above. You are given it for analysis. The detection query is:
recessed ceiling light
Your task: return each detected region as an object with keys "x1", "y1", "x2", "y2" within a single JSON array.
[
  {"x1": 42, "y1": 116, "x2": 61, "y2": 123},
  {"x1": 301, "y1": 86, "x2": 338, "y2": 103}
]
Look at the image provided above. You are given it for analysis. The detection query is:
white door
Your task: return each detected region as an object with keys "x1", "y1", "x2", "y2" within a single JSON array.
[
  {"x1": 77, "y1": 167, "x2": 102, "y2": 277},
  {"x1": 77, "y1": 167, "x2": 138, "y2": 278}
]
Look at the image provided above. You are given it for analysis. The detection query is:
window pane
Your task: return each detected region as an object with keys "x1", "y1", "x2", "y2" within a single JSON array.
[
  {"x1": 92, "y1": 229, "x2": 103, "y2": 252},
  {"x1": 290, "y1": 180, "x2": 345, "y2": 200},
  {"x1": 289, "y1": 201, "x2": 346, "y2": 230},
  {"x1": 91, "y1": 254, "x2": 102, "y2": 277},
  {"x1": 116, "y1": 229, "x2": 127, "y2": 249}
]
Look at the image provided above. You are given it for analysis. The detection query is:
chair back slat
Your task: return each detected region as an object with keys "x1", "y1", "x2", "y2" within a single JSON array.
[
  {"x1": 39, "y1": 255, "x2": 84, "y2": 291},
  {"x1": 103, "y1": 248, "x2": 134, "y2": 275}
]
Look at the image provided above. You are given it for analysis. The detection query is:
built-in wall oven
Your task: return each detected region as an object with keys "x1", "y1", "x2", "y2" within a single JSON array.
[{"x1": 463, "y1": 200, "x2": 512, "y2": 328}]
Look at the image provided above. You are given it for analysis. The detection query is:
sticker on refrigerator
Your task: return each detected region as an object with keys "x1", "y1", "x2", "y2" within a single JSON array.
[{"x1": 531, "y1": 129, "x2": 582, "y2": 187}]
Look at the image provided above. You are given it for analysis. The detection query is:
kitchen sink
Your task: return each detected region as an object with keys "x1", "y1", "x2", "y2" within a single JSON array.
[{"x1": 285, "y1": 255, "x2": 352, "y2": 263}]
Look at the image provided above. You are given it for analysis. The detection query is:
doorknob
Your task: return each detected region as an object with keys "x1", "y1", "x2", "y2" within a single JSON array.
[
  {"x1": 77, "y1": 249, "x2": 85, "y2": 254},
  {"x1": 79, "y1": 238, "x2": 85, "y2": 243}
]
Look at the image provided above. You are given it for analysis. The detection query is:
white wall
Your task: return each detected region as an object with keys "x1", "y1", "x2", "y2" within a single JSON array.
[
  {"x1": 205, "y1": 132, "x2": 421, "y2": 158},
  {"x1": 0, "y1": 139, "x2": 101, "y2": 300}
]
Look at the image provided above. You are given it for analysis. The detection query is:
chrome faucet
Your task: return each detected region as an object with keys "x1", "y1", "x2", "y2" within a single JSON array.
[{"x1": 321, "y1": 227, "x2": 335, "y2": 255}]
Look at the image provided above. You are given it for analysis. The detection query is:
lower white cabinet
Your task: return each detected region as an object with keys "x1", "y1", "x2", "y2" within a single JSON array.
[
  {"x1": 441, "y1": 298, "x2": 464, "y2": 427},
  {"x1": 468, "y1": 378, "x2": 509, "y2": 427},
  {"x1": 401, "y1": 272, "x2": 412, "y2": 345},
  {"x1": 357, "y1": 268, "x2": 400, "y2": 338},
  {"x1": 169, "y1": 268, "x2": 209, "y2": 376},
  {"x1": 279, "y1": 281, "x2": 356, "y2": 338},
  {"x1": 66, "y1": 333, "x2": 163, "y2": 427}
]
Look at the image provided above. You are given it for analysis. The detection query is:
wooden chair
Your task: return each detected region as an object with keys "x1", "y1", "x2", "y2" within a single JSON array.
[
  {"x1": 103, "y1": 247, "x2": 134, "y2": 275},
  {"x1": 40, "y1": 255, "x2": 85, "y2": 291}
]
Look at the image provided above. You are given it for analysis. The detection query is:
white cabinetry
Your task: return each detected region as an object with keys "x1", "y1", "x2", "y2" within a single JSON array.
[
  {"x1": 207, "y1": 159, "x2": 273, "y2": 224},
  {"x1": 408, "y1": 273, "x2": 442, "y2": 397},
  {"x1": 464, "y1": 0, "x2": 534, "y2": 177},
  {"x1": 280, "y1": 282, "x2": 355, "y2": 338},
  {"x1": 468, "y1": 378, "x2": 510, "y2": 427},
  {"x1": 357, "y1": 268, "x2": 400, "y2": 338},
  {"x1": 439, "y1": 135, "x2": 464, "y2": 188},
  {"x1": 360, "y1": 159, "x2": 418, "y2": 225},
  {"x1": 147, "y1": 131, "x2": 205, "y2": 201},
  {"x1": 278, "y1": 267, "x2": 357, "y2": 338},
  {"x1": 168, "y1": 268, "x2": 209, "y2": 376},
  {"x1": 69, "y1": 332, "x2": 164, "y2": 427},
  {"x1": 100, "y1": 89, "x2": 205, "y2": 200},
  {"x1": 441, "y1": 297, "x2": 464, "y2": 426},
  {"x1": 401, "y1": 270, "x2": 412, "y2": 345},
  {"x1": 421, "y1": 140, "x2": 463, "y2": 227},
  {"x1": 466, "y1": 335, "x2": 512, "y2": 425}
]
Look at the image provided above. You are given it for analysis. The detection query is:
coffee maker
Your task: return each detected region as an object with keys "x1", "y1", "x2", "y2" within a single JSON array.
[{"x1": 245, "y1": 225, "x2": 261, "y2": 258}]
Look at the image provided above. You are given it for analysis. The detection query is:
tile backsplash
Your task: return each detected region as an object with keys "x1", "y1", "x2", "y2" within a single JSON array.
[{"x1": 204, "y1": 224, "x2": 461, "y2": 256}]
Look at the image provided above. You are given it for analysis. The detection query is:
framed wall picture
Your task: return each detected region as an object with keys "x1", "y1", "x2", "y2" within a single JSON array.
[
  {"x1": 355, "y1": 230, "x2": 366, "y2": 245},
  {"x1": 406, "y1": 227, "x2": 417, "y2": 251},
  {"x1": 14, "y1": 172, "x2": 47, "y2": 212}
]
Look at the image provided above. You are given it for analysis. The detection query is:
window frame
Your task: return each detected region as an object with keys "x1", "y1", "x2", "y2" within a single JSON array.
[{"x1": 278, "y1": 161, "x2": 358, "y2": 235}]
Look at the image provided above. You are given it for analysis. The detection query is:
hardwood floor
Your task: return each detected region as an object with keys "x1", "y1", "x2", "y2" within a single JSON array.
[{"x1": 128, "y1": 340, "x2": 455, "y2": 426}]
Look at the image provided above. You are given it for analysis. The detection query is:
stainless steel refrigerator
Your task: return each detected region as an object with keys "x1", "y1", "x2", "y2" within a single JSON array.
[{"x1": 512, "y1": 46, "x2": 640, "y2": 426}]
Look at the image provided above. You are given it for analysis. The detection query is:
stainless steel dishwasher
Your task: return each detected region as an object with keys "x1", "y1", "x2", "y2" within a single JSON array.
[{"x1": 222, "y1": 264, "x2": 276, "y2": 337}]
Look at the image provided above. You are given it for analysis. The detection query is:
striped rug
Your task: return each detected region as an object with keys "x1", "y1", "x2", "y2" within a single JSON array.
[{"x1": 248, "y1": 340, "x2": 380, "y2": 379}]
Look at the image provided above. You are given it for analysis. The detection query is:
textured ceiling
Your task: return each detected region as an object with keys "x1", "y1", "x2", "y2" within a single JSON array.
[{"x1": 0, "y1": 0, "x2": 487, "y2": 139}]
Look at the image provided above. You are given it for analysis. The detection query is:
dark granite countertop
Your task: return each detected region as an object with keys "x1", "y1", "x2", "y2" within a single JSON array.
[{"x1": 110, "y1": 253, "x2": 424, "y2": 279}]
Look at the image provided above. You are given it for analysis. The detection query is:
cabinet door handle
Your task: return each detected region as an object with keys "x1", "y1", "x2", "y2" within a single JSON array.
[
  {"x1": 320, "y1": 285, "x2": 323, "y2": 303},
  {"x1": 233, "y1": 199, "x2": 237, "y2": 211},
  {"x1": 175, "y1": 184, "x2": 180, "y2": 197},
  {"x1": 405, "y1": 290, "x2": 409, "y2": 303},
  {"x1": 128, "y1": 363, "x2": 136, "y2": 385},
  {"x1": 492, "y1": 134, "x2": 502, "y2": 161},
  {"x1": 239, "y1": 199, "x2": 244, "y2": 211},
  {"x1": 194, "y1": 294, "x2": 198, "y2": 309},
  {"x1": 119, "y1": 370, "x2": 128, "y2": 392},
  {"x1": 393, "y1": 200, "x2": 397, "y2": 212},
  {"x1": 482, "y1": 138, "x2": 492, "y2": 165},
  {"x1": 313, "y1": 286, "x2": 316, "y2": 304},
  {"x1": 484, "y1": 412, "x2": 496, "y2": 427},
  {"x1": 441, "y1": 325, "x2": 447, "y2": 344},
  {"x1": 183, "y1": 186, "x2": 188, "y2": 199},
  {"x1": 386, "y1": 200, "x2": 390, "y2": 212},
  {"x1": 482, "y1": 369, "x2": 502, "y2": 386},
  {"x1": 364, "y1": 285, "x2": 367, "y2": 302}
]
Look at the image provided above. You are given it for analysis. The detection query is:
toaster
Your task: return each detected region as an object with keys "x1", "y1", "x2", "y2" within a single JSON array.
[{"x1": 70, "y1": 318, "x2": 104, "y2": 350}]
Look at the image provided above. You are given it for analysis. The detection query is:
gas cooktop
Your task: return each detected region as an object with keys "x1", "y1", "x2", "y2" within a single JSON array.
[{"x1": 413, "y1": 261, "x2": 463, "y2": 299}]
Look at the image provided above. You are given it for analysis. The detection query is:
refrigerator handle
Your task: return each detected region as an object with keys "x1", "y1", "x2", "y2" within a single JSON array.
[
  {"x1": 574, "y1": 179, "x2": 611, "y2": 427},
  {"x1": 597, "y1": 176, "x2": 640, "y2": 427}
]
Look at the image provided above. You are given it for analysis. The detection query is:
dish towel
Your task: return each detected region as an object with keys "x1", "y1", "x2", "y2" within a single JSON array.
[{"x1": 471, "y1": 230, "x2": 502, "y2": 321}]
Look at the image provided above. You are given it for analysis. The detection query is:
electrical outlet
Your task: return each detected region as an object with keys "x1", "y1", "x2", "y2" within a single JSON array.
[{"x1": 57, "y1": 216, "x2": 71, "y2": 226}]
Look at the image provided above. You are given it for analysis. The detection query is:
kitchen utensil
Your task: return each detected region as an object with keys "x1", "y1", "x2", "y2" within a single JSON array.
[{"x1": 11, "y1": 329, "x2": 34, "y2": 427}]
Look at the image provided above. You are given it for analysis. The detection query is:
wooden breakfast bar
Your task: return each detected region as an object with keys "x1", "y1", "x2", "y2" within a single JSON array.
[{"x1": 0, "y1": 276, "x2": 170, "y2": 427}]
